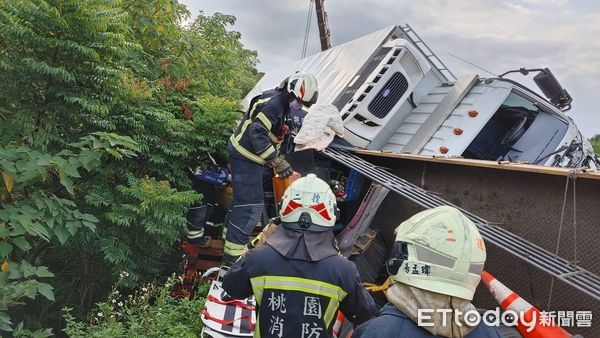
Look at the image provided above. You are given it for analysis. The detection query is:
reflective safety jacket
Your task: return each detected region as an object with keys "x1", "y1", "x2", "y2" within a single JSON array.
[
  {"x1": 230, "y1": 89, "x2": 290, "y2": 165},
  {"x1": 222, "y1": 243, "x2": 377, "y2": 338}
]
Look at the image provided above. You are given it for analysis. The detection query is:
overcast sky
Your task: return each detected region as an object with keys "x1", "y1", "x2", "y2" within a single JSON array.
[{"x1": 181, "y1": 0, "x2": 599, "y2": 137}]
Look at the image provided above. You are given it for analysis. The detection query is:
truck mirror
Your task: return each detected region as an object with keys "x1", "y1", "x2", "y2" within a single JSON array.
[{"x1": 533, "y1": 68, "x2": 572, "y2": 111}]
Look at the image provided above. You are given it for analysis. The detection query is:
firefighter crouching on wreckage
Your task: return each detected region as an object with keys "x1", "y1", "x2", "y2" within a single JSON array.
[
  {"x1": 224, "y1": 72, "x2": 319, "y2": 266},
  {"x1": 223, "y1": 174, "x2": 378, "y2": 337},
  {"x1": 353, "y1": 206, "x2": 502, "y2": 338}
]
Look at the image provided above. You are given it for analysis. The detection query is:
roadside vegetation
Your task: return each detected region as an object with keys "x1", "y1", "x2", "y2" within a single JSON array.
[
  {"x1": 590, "y1": 134, "x2": 600, "y2": 156},
  {"x1": 63, "y1": 275, "x2": 208, "y2": 338},
  {"x1": 0, "y1": 0, "x2": 257, "y2": 335}
]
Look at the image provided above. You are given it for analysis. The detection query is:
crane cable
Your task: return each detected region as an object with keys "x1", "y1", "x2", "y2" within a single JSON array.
[
  {"x1": 547, "y1": 169, "x2": 580, "y2": 310},
  {"x1": 301, "y1": 0, "x2": 314, "y2": 58}
]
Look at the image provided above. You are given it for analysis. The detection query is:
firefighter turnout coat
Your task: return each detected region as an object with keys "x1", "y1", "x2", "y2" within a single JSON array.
[
  {"x1": 229, "y1": 89, "x2": 289, "y2": 165},
  {"x1": 224, "y1": 89, "x2": 291, "y2": 261},
  {"x1": 222, "y1": 230, "x2": 377, "y2": 338}
]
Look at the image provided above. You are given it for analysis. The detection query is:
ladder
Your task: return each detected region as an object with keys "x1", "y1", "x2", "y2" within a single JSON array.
[
  {"x1": 323, "y1": 147, "x2": 600, "y2": 301},
  {"x1": 398, "y1": 24, "x2": 456, "y2": 82}
]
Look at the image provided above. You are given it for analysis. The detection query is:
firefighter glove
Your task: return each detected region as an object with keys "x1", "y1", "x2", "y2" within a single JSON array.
[{"x1": 272, "y1": 156, "x2": 293, "y2": 179}]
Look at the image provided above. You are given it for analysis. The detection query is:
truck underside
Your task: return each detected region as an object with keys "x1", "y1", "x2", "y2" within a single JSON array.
[{"x1": 321, "y1": 149, "x2": 600, "y2": 336}]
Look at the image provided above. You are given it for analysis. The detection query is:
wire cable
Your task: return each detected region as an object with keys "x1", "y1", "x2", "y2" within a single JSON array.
[
  {"x1": 301, "y1": 0, "x2": 314, "y2": 58},
  {"x1": 448, "y1": 52, "x2": 497, "y2": 77}
]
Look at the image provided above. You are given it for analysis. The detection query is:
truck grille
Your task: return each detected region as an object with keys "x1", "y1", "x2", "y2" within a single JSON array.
[{"x1": 367, "y1": 72, "x2": 408, "y2": 119}]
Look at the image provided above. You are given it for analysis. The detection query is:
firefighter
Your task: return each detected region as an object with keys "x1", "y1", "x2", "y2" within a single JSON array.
[
  {"x1": 185, "y1": 154, "x2": 230, "y2": 247},
  {"x1": 352, "y1": 206, "x2": 502, "y2": 338},
  {"x1": 222, "y1": 174, "x2": 377, "y2": 337},
  {"x1": 224, "y1": 72, "x2": 319, "y2": 265}
]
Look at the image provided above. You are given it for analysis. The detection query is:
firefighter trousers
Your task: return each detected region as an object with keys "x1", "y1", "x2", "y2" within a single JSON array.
[{"x1": 224, "y1": 145, "x2": 267, "y2": 263}]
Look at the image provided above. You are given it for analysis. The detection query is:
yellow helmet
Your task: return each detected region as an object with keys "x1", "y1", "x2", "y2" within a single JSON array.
[{"x1": 386, "y1": 206, "x2": 486, "y2": 300}]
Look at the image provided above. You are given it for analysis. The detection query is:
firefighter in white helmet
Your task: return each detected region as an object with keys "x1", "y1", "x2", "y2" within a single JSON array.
[
  {"x1": 224, "y1": 72, "x2": 319, "y2": 265},
  {"x1": 353, "y1": 206, "x2": 502, "y2": 338},
  {"x1": 223, "y1": 174, "x2": 377, "y2": 337}
]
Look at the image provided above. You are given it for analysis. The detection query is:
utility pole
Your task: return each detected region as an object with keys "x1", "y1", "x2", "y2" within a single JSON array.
[{"x1": 314, "y1": 0, "x2": 331, "y2": 51}]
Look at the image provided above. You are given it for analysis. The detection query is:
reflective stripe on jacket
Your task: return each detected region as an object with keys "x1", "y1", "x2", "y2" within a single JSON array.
[
  {"x1": 230, "y1": 89, "x2": 289, "y2": 164},
  {"x1": 222, "y1": 244, "x2": 377, "y2": 338}
]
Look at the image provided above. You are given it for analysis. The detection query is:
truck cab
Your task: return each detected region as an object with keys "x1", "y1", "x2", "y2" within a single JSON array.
[
  {"x1": 463, "y1": 81, "x2": 593, "y2": 167},
  {"x1": 243, "y1": 25, "x2": 598, "y2": 169}
]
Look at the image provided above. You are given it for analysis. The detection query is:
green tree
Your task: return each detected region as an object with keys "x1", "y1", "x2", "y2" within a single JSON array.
[
  {"x1": 0, "y1": 0, "x2": 258, "y2": 332},
  {"x1": 590, "y1": 134, "x2": 600, "y2": 156},
  {"x1": 0, "y1": 133, "x2": 138, "y2": 334},
  {"x1": 0, "y1": 0, "x2": 132, "y2": 148}
]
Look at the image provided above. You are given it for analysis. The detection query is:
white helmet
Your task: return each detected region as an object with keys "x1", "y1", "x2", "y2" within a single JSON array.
[
  {"x1": 280, "y1": 174, "x2": 338, "y2": 230},
  {"x1": 386, "y1": 206, "x2": 486, "y2": 300},
  {"x1": 287, "y1": 72, "x2": 318, "y2": 108}
]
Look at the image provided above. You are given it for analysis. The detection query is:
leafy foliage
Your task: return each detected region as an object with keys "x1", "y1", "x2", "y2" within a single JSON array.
[
  {"x1": 0, "y1": 0, "x2": 132, "y2": 148},
  {"x1": 99, "y1": 175, "x2": 199, "y2": 281},
  {"x1": 590, "y1": 134, "x2": 600, "y2": 156},
  {"x1": 0, "y1": 0, "x2": 258, "y2": 333},
  {"x1": 64, "y1": 275, "x2": 207, "y2": 337},
  {"x1": 0, "y1": 133, "x2": 138, "y2": 333}
]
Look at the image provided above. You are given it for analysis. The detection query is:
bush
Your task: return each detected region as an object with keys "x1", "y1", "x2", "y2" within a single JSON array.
[
  {"x1": 1, "y1": 0, "x2": 258, "y2": 332},
  {"x1": 0, "y1": 133, "x2": 138, "y2": 334},
  {"x1": 590, "y1": 134, "x2": 600, "y2": 156},
  {"x1": 64, "y1": 274, "x2": 208, "y2": 338}
]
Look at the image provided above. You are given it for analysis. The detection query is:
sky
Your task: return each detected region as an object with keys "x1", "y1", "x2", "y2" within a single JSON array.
[{"x1": 181, "y1": 0, "x2": 600, "y2": 137}]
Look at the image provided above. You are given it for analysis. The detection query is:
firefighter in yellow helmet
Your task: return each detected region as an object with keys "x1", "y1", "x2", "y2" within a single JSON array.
[
  {"x1": 223, "y1": 174, "x2": 377, "y2": 337},
  {"x1": 353, "y1": 206, "x2": 502, "y2": 338}
]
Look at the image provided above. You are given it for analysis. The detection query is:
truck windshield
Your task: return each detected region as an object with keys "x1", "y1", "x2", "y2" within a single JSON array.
[{"x1": 463, "y1": 92, "x2": 567, "y2": 163}]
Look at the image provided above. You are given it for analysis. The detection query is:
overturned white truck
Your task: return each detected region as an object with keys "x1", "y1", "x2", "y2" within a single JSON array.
[
  {"x1": 242, "y1": 24, "x2": 600, "y2": 337},
  {"x1": 244, "y1": 25, "x2": 597, "y2": 169}
]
